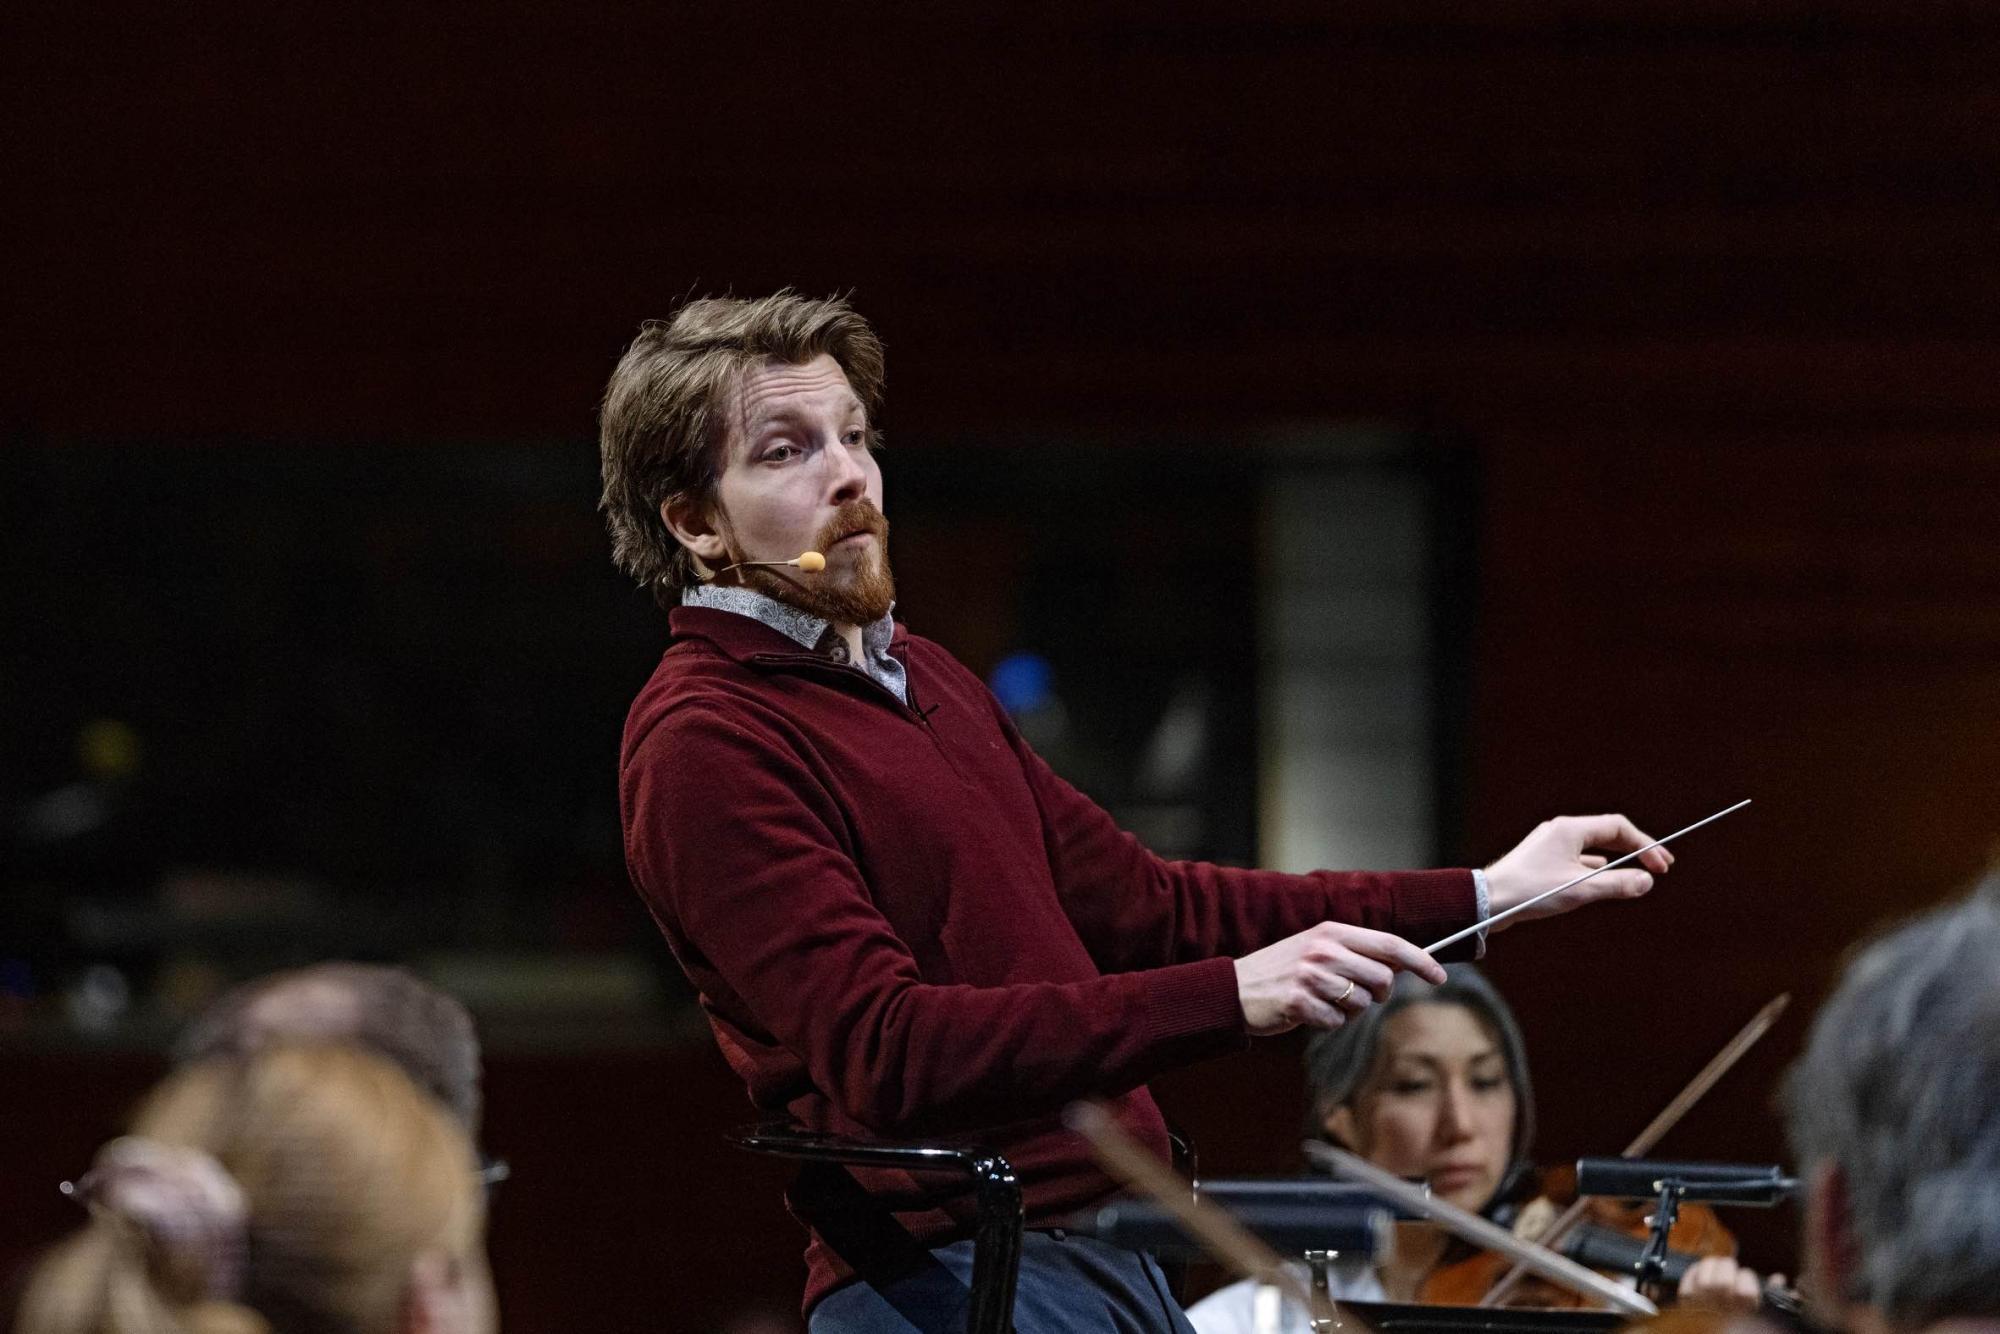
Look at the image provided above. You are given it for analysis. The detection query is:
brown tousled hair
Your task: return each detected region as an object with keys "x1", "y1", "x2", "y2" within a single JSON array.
[{"x1": 597, "y1": 291, "x2": 886, "y2": 606}]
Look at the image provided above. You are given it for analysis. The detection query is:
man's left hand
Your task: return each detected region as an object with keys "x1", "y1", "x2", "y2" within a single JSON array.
[{"x1": 1482, "y1": 813, "x2": 1673, "y2": 932}]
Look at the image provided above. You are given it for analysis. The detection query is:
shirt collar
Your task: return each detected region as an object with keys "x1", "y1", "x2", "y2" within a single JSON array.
[{"x1": 681, "y1": 582, "x2": 897, "y2": 659}]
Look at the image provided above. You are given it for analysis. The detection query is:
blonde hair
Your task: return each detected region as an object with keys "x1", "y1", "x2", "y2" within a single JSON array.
[
  {"x1": 597, "y1": 290, "x2": 886, "y2": 605},
  {"x1": 20, "y1": 1044, "x2": 487, "y2": 1334}
]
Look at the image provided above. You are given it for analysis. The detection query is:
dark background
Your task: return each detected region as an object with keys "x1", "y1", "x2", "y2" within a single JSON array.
[{"x1": 9, "y1": 3, "x2": 2000, "y2": 1330}]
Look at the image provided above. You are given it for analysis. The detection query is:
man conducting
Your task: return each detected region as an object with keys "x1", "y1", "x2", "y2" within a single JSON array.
[{"x1": 599, "y1": 292, "x2": 1674, "y2": 1332}]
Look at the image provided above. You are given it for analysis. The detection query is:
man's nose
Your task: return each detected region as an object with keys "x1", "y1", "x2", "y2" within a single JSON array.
[{"x1": 824, "y1": 436, "x2": 867, "y2": 505}]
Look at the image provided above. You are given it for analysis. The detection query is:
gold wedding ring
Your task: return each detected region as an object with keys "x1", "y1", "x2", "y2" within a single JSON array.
[{"x1": 1336, "y1": 978, "x2": 1357, "y2": 1004}]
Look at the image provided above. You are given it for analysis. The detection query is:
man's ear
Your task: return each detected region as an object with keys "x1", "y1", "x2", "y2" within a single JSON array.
[{"x1": 661, "y1": 496, "x2": 729, "y2": 567}]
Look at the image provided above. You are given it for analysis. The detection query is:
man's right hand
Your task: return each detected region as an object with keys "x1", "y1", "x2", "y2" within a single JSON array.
[{"x1": 1233, "y1": 923, "x2": 1448, "y2": 1037}]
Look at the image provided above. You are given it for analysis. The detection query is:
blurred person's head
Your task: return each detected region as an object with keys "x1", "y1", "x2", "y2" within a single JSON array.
[
  {"x1": 174, "y1": 963, "x2": 481, "y2": 1133},
  {"x1": 1783, "y1": 876, "x2": 2000, "y2": 1333},
  {"x1": 1304, "y1": 965, "x2": 1535, "y2": 1216},
  {"x1": 599, "y1": 292, "x2": 892, "y2": 617},
  {"x1": 20, "y1": 1044, "x2": 495, "y2": 1334}
]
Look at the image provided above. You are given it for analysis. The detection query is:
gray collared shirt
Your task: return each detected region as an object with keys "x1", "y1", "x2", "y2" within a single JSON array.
[{"x1": 682, "y1": 583, "x2": 908, "y2": 706}]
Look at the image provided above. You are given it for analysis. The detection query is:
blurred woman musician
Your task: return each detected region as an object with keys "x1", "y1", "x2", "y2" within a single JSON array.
[
  {"x1": 18, "y1": 1042, "x2": 496, "y2": 1334},
  {"x1": 1188, "y1": 965, "x2": 1755, "y2": 1333}
]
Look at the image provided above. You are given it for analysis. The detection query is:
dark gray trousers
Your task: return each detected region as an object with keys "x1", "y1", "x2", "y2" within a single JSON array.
[{"x1": 808, "y1": 1232, "x2": 1197, "y2": 1334}]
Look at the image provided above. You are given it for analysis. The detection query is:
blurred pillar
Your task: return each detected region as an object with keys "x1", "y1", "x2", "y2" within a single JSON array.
[{"x1": 1257, "y1": 433, "x2": 1437, "y2": 873}]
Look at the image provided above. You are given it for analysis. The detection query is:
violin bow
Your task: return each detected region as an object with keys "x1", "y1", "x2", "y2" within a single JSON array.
[
  {"x1": 1066, "y1": 1101, "x2": 1338, "y2": 1328},
  {"x1": 1305, "y1": 1142, "x2": 1658, "y2": 1317},
  {"x1": 1477, "y1": 992, "x2": 1792, "y2": 1308}
]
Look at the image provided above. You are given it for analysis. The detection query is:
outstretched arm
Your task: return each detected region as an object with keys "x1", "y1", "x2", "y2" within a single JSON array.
[
  {"x1": 1001, "y1": 697, "x2": 1668, "y2": 1009},
  {"x1": 995, "y1": 698, "x2": 1484, "y2": 969}
]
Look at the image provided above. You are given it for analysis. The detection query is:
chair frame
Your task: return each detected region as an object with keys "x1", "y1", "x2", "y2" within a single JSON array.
[{"x1": 727, "y1": 1122, "x2": 1023, "y2": 1334}]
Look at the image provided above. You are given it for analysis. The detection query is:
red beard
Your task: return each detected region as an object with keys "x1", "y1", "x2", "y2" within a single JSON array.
[{"x1": 740, "y1": 499, "x2": 895, "y2": 626}]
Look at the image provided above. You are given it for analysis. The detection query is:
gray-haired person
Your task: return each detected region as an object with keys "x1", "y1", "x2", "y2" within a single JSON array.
[
  {"x1": 175, "y1": 962, "x2": 483, "y2": 1132},
  {"x1": 1782, "y1": 877, "x2": 2000, "y2": 1333}
]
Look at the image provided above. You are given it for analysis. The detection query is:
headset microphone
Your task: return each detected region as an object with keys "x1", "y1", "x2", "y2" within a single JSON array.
[{"x1": 706, "y1": 550, "x2": 825, "y2": 580}]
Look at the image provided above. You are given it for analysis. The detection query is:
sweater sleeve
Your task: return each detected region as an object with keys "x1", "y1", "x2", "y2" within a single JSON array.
[
  {"x1": 622, "y1": 702, "x2": 1248, "y2": 1137},
  {"x1": 994, "y1": 699, "x2": 1482, "y2": 971}
]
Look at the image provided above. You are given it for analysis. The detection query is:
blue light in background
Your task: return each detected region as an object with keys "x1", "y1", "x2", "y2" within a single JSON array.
[{"x1": 987, "y1": 651, "x2": 1055, "y2": 717}]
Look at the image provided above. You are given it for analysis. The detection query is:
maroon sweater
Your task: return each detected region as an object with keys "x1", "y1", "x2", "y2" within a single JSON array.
[{"x1": 619, "y1": 606, "x2": 1479, "y2": 1309}]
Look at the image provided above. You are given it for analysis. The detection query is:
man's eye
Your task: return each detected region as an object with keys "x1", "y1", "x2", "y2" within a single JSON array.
[
  {"x1": 842, "y1": 429, "x2": 867, "y2": 447},
  {"x1": 764, "y1": 443, "x2": 800, "y2": 463},
  {"x1": 1389, "y1": 1080, "x2": 1433, "y2": 1096}
]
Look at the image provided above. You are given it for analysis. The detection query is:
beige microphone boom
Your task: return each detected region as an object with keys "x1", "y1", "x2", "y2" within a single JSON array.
[{"x1": 707, "y1": 551, "x2": 825, "y2": 579}]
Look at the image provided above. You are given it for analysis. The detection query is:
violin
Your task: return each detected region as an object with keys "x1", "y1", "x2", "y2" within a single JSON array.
[
  {"x1": 1413, "y1": 996, "x2": 1798, "y2": 1312},
  {"x1": 1417, "y1": 1164, "x2": 1737, "y2": 1308}
]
